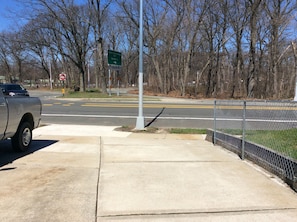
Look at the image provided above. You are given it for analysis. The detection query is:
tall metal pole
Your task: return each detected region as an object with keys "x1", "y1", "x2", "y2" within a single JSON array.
[
  {"x1": 292, "y1": 42, "x2": 297, "y2": 101},
  {"x1": 87, "y1": 62, "x2": 90, "y2": 88},
  {"x1": 135, "y1": 0, "x2": 145, "y2": 129},
  {"x1": 294, "y1": 78, "x2": 297, "y2": 102},
  {"x1": 241, "y1": 101, "x2": 246, "y2": 160},
  {"x1": 213, "y1": 100, "x2": 217, "y2": 145},
  {"x1": 108, "y1": 68, "x2": 111, "y2": 96}
]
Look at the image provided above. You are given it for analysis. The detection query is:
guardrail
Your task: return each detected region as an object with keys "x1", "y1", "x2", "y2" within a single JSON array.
[{"x1": 206, "y1": 100, "x2": 297, "y2": 191}]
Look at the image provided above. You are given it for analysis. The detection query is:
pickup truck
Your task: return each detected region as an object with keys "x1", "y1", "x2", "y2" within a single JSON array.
[{"x1": 0, "y1": 89, "x2": 42, "y2": 152}]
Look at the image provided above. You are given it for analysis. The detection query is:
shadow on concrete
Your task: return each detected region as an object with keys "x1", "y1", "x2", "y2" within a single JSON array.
[{"x1": 0, "y1": 139, "x2": 58, "y2": 168}]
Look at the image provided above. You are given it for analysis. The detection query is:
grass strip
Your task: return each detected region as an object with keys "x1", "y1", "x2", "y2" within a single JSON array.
[
  {"x1": 169, "y1": 128, "x2": 207, "y2": 134},
  {"x1": 221, "y1": 128, "x2": 297, "y2": 160}
]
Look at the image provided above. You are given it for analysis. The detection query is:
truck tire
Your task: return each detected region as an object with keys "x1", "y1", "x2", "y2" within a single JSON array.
[{"x1": 12, "y1": 122, "x2": 32, "y2": 152}]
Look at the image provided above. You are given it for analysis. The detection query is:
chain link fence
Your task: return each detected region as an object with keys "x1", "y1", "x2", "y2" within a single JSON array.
[{"x1": 209, "y1": 100, "x2": 297, "y2": 191}]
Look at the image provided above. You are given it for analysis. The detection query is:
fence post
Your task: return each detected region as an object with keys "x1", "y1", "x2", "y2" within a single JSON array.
[
  {"x1": 241, "y1": 101, "x2": 246, "y2": 160},
  {"x1": 213, "y1": 100, "x2": 217, "y2": 145}
]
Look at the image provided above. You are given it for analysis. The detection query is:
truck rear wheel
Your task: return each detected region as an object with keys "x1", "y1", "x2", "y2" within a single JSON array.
[{"x1": 12, "y1": 122, "x2": 32, "y2": 152}]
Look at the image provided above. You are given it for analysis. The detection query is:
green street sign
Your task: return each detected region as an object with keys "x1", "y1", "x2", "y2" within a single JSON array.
[{"x1": 108, "y1": 50, "x2": 122, "y2": 66}]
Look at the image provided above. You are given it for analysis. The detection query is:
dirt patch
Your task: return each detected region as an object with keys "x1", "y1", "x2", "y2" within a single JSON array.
[{"x1": 114, "y1": 126, "x2": 166, "y2": 133}]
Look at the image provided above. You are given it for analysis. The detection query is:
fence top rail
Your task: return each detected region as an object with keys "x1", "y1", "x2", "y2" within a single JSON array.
[{"x1": 215, "y1": 100, "x2": 297, "y2": 107}]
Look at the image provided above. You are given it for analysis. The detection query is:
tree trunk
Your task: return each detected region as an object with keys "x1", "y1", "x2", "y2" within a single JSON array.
[
  {"x1": 248, "y1": 0, "x2": 261, "y2": 98},
  {"x1": 151, "y1": 56, "x2": 163, "y2": 93},
  {"x1": 98, "y1": 39, "x2": 107, "y2": 93},
  {"x1": 291, "y1": 42, "x2": 297, "y2": 100}
]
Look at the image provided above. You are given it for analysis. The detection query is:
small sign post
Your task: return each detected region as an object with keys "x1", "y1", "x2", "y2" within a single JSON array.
[
  {"x1": 59, "y1": 73, "x2": 67, "y2": 96},
  {"x1": 59, "y1": 73, "x2": 66, "y2": 81},
  {"x1": 107, "y1": 50, "x2": 122, "y2": 96},
  {"x1": 108, "y1": 50, "x2": 122, "y2": 67}
]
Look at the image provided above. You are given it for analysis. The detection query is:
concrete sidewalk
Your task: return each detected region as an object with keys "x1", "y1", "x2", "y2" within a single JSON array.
[
  {"x1": 0, "y1": 124, "x2": 297, "y2": 221},
  {"x1": 97, "y1": 132, "x2": 297, "y2": 221}
]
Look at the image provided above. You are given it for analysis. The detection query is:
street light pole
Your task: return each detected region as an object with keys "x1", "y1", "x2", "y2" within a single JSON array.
[{"x1": 135, "y1": 0, "x2": 145, "y2": 130}]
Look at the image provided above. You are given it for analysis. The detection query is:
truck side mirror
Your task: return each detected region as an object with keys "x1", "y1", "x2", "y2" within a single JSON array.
[{"x1": 1, "y1": 88, "x2": 8, "y2": 95}]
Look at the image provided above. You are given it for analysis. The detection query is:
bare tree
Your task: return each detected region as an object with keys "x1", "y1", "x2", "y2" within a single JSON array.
[
  {"x1": 228, "y1": 0, "x2": 249, "y2": 98},
  {"x1": 88, "y1": 0, "x2": 112, "y2": 93},
  {"x1": 0, "y1": 33, "x2": 13, "y2": 82},
  {"x1": 6, "y1": 32, "x2": 28, "y2": 82},
  {"x1": 26, "y1": 0, "x2": 91, "y2": 91},
  {"x1": 117, "y1": 0, "x2": 167, "y2": 93},
  {"x1": 178, "y1": 0, "x2": 207, "y2": 96},
  {"x1": 291, "y1": 41, "x2": 297, "y2": 99},
  {"x1": 162, "y1": 0, "x2": 186, "y2": 94},
  {"x1": 201, "y1": 1, "x2": 226, "y2": 97},
  {"x1": 265, "y1": 0, "x2": 296, "y2": 98},
  {"x1": 246, "y1": 0, "x2": 262, "y2": 98},
  {"x1": 115, "y1": 8, "x2": 139, "y2": 87},
  {"x1": 20, "y1": 17, "x2": 53, "y2": 83},
  {"x1": 1, "y1": 0, "x2": 297, "y2": 100}
]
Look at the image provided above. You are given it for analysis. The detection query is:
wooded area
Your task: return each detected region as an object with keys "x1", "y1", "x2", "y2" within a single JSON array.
[{"x1": 0, "y1": 0, "x2": 297, "y2": 99}]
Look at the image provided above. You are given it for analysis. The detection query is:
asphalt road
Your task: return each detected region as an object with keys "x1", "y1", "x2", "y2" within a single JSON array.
[
  {"x1": 41, "y1": 100, "x2": 215, "y2": 128},
  {"x1": 29, "y1": 90, "x2": 215, "y2": 128},
  {"x1": 29, "y1": 90, "x2": 297, "y2": 129}
]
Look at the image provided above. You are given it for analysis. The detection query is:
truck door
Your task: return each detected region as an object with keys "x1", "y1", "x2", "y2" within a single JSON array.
[{"x1": 0, "y1": 91, "x2": 8, "y2": 138}]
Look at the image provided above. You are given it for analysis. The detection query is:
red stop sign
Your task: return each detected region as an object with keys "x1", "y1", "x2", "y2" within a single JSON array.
[{"x1": 59, "y1": 73, "x2": 66, "y2": 81}]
